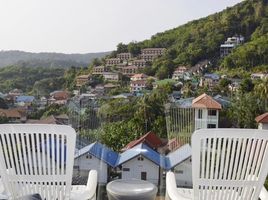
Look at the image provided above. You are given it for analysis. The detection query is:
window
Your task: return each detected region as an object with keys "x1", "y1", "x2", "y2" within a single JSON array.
[
  {"x1": 198, "y1": 109, "x2": 202, "y2": 119},
  {"x1": 122, "y1": 168, "x2": 130, "y2": 171},
  {"x1": 208, "y1": 109, "x2": 217, "y2": 116},
  {"x1": 137, "y1": 156, "x2": 144, "y2": 161},
  {"x1": 174, "y1": 170, "x2": 183, "y2": 174},
  {"x1": 86, "y1": 154, "x2": 92, "y2": 159},
  {"x1": 141, "y1": 172, "x2": 147, "y2": 180},
  {"x1": 207, "y1": 124, "x2": 216, "y2": 128}
]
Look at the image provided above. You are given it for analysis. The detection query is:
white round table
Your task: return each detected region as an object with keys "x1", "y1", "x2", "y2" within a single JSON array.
[{"x1": 106, "y1": 179, "x2": 157, "y2": 200}]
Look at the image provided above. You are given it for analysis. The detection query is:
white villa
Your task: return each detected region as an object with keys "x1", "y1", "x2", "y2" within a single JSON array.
[
  {"x1": 192, "y1": 93, "x2": 222, "y2": 130},
  {"x1": 74, "y1": 142, "x2": 119, "y2": 184},
  {"x1": 117, "y1": 143, "x2": 165, "y2": 185}
]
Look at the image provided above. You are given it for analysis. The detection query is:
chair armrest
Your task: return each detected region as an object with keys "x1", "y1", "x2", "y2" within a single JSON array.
[
  {"x1": 165, "y1": 171, "x2": 190, "y2": 200},
  {"x1": 260, "y1": 186, "x2": 268, "y2": 200},
  {"x1": 86, "y1": 170, "x2": 98, "y2": 199}
]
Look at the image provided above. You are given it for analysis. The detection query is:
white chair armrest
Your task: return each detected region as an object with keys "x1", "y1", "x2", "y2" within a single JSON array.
[
  {"x1": 260, "y1": 186, "x2": 268, "y2": 200},
  {"x1": 86, "y1": 170, "x2": 98, "y2": 199},
  {"x1": 165, "y1": 171, "x2": 190, "y2": 200}
]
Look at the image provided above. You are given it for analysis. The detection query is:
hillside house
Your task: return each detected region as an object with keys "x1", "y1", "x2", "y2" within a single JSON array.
[
  {"x1": 76, "y1": 74, "x2": 91, "y2": 87},
  {"x1": 132, "y1": 59, "x2": 147, "y2": 67},
  {"x1": 166, "y1": 144, "x2": 192, "y2": 187},
  {"x1": 200, "y1": 73, "x2": 220, "y2": 88},
  {"x1": 48, "y1": 91, "x2": 70, "y2": 105},
  {"x1": 102, "y1": 72, "x2": 121, "y2": 81},
  {"x1": 117, "y1": 53, "x2": 132, "y2": 61},
  {"x1": 130, "y1": 80, "x2": 147, "y2": 92},
  {"x1": 130, "y1": 73, "x2": 148, "y2": 81},
  {"x1": 0, "y1": 108, "x2": 26, "y2": 123},
  {"x1": 15, "y1": 96, "x2": 35, "y2": 107},
  {"x1": 117, "y1": 143, "x2": 165, "y2": 185},
  {"x1": 92, "y1": 66, "x2": 109, "y2": 75},
  {"x1": 121, "y1": 66, "x2": 139, "y2": 76},
  {"x1": 192, "y1": 93, "x2": 222, "y2": 129},
  {"x1": 172, "y1": 66, "x2": 188, "y2": 80},
  {"x1": 220, "y1": 35, "x2": 244, "y2": 57},
  {"x1": 251, "y1": 73, "x2": 267, "y2": 80},
  {"x1": 74, "y1": 142, "x2": 119, "y2": 184},
  {"x1": 256, "y1": 113, "x2": 268, "y2": 130},
  {"x1": 106, "y1": 58, "x2": 121, "y2": 66}
]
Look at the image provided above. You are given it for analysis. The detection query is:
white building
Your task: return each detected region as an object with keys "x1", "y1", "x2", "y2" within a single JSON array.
[
  {"x1": 165, "y1": 144, "x2": 192, "y2": 188},
  {"x1": 74, "y1": 142, "x2": 119, "y2": 184},
  {"x1": 130, "y1": 80, "x2": 147, "y2": 92},
  {"x1": 172, "y1": 66, "x2": 188, "y2": 80},
  {"x1": 256, "y1": 113, "x2": 268, "y2": 130},
  {"x1": 220, "y1": 35, "x2": 244, "y2": 57},
  {"x1": 102, "y1": 72, "x2": 121, "y2": 81},
  {"x1": 117, "y1": 143, "x2": 165, "y2": 185},
  {"x1": 192, "y1": 93, "x2": 222, "y2": 130}
]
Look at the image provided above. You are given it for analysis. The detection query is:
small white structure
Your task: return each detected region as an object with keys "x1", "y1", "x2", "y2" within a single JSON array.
[
  {"x1": 192, "y1": 93, "x2": 222, "y2": 130},
  {"x1": 256, "y1": 112, "x2": 268, "y2": 130},
  {"x1": 117, "y1": 143, "x2": 165, "y2": 185},
  {"x1": 166, "y1": 144, "x2": 192, "y2": 188},
  {"x1": 74, "y1": 142, "x2": 119, "y2": 184}
]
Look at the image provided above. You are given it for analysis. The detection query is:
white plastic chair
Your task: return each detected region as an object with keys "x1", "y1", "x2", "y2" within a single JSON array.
[
  {"x1": 0, "y1": 124, "x2": 97, "y2": 200},
  {"x1": 166, "y1": 129, "x2": 268, "y2": 200}
]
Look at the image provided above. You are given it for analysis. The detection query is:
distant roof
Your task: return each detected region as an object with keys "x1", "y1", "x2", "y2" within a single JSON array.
[
  {"x1": 213, "y1": 95, "x2": 231, "y2": 108},
  {"x1": 256, "y1": 113, "x2": 268, "y2": 123},
  {"x1": 192, "y1": 93, "x2": 222, "y2": 110},
  {"x1": 117, "y1": 143, "x2": 166, "y2": 168},
  {"x1": 0, "y1": 108, "x2": 23, "y2": 118},
  {"x1": 75, "y1": 142, "x2": 119, "y2": 167},
  {"x1": 220, "y1": 44, "x2": 235, "y2": 48},
  {"x1": 204, "y1": 73, "x2": 220, "y2": 80},
  {"x1": 16, "y1": 96, "x2": 35, "y2": 103},
  {"x1": 174, "y1": 97, "x2": 194, "y2": 108},
  {"x1": 165, "y1": 144, "x2": 192, "y2": 170},
  {"x1": 122, "y1": 131, "x2": 163, "y2": 151}
]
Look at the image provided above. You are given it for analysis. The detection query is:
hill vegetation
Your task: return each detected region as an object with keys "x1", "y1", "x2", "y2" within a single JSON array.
[
  {"x1": 0, "y1": 50, "x2": 110, "y2": 68},
  {"x1": 113, "y1": 0, "x2": 268, "y2": 77}
]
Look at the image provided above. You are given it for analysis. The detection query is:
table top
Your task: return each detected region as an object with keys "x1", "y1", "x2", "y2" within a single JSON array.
[{"x1": 106, "y1": 179, "x2": 157, "y2": 197}]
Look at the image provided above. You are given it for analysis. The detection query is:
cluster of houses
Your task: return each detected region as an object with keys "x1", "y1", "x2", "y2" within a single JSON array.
[
  {"x1": 74, "y1": 132, "x2": 192, "y2": 187},
  {"x1": 0, "y1": 89, "x2": 70, "y2": 123}
]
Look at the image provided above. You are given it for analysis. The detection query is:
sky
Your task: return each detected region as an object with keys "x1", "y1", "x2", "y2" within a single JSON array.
[{"x1": 0, "y1": 0, "x2": 242, "y2": 54}]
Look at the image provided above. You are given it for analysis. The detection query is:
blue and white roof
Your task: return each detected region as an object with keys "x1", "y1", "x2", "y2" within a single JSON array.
[
  {"x1": 75, "y1": 142, "x2": 119, "y2": 167},
  {"x1": 16, "y1": 96, "x2": 35, "y2": 103},
  {"x1": 117, "y1": 143, "x2": 166, "y2": 168},
  {"x1": 165, "y1": 144, "x2": 192, "y2": 170}
]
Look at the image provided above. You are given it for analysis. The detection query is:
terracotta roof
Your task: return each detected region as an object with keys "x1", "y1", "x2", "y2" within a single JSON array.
[
  {"x1": 192, "y1": 93, "x2": 222, "y2": 110},
  {"x1": 256, "y1": 113, "x2": 268, "y2": 123},
  {"x1": 0, "y1": 108, "x2": 24, "y2": 118},
  {"x1": 50, "y1": 91, "x2": 69, "y2": 100},
  {"x1": 122, "y1": 131, "x2": 163, "y2": 151}
]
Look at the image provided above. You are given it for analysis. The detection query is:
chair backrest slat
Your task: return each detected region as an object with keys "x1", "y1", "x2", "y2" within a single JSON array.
[
  {"x1": 192, "y1": 129, "x2": 268, "y2": 200},
  {"x1": 0, "y1": 124, "x2": 76, "y2": 200}
]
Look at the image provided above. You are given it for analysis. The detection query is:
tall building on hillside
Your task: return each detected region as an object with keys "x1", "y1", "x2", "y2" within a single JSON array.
[{"x1": 220, "y1": 35, "x2": 244, "y2": 57}]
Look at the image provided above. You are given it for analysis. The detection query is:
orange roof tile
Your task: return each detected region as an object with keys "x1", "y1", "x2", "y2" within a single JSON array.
[
  {"x1": 122, "y1": 131, "x2": 163, "y2": 151},
  {"x1": 256, "y1": 112, "x2": 268, "y2": 123},
  {"x1": 192, "y1": 93, "x2": 222, "y2": 110}
]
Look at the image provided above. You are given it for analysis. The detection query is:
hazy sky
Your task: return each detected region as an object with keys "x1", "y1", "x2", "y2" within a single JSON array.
[{"x1": 0, "y1": 0, "x2": 242, "y2": 54}]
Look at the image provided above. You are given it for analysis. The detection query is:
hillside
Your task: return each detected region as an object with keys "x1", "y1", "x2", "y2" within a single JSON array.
[
  {"x1": 0, "y1": 50, "x2": 110, "y2": 68},
  {"x1": 114, "y1": 0, "x2": 268, "y2": 76}
]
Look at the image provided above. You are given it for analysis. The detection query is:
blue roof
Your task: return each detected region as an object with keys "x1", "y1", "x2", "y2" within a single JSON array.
[
  {"x1": 16, "y1": 96, "x2": 35, "y2": 103},
  {"x1": 204, "y1": 73, "x2": 220, "y2": 80},
  {"x1": 117, "y1": 143, "x2": 166, "y2": 168},
  {"x1": 165, "y1": 144, "x2": 192, "y2": 170},
  {"x1": 75, "y1": 142, "x2": 119, "y2": 167}
]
